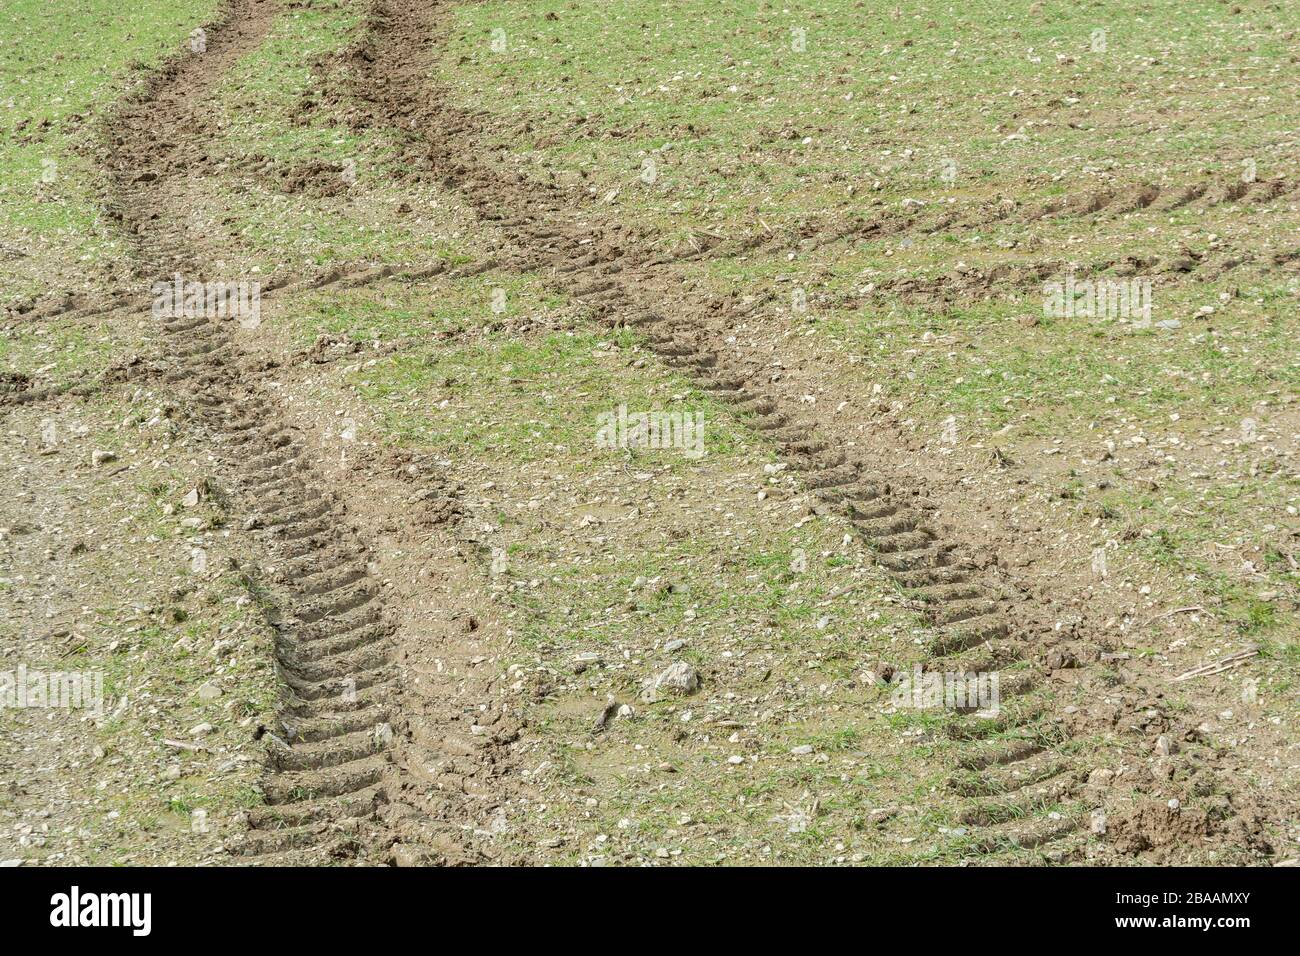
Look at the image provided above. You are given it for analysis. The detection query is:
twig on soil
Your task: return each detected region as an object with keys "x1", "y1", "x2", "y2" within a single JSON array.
[
  {"x1": 162, "y1": 739, "x2": 208, "y2": 752},
  {"x1": 1144, "y1": 605, "x2": 1204, "y2": 626},
  {"x1": 817, "y1": 583, "x2": 866, "y2": 606},
  {"x1": 1170, "y1": 645, "x2": 1259, "y2": 683}
]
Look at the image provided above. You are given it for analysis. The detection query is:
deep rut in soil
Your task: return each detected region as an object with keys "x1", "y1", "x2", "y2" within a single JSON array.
[
  {"x1": 339, "y1": 0, "x2": 1277, "y2": 861},
  {"x1": 97, "y1": 0, "x2": 518, "y2": 866}
]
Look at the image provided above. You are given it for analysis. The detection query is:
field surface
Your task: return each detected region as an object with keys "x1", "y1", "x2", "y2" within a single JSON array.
[{"x1": 1, "y1": 0, "x2": 1296, "y2": 866}]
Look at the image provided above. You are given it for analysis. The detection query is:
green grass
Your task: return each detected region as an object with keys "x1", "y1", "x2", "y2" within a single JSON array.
[
  {"x1": 336, "y1": 275, "x2": 747, "y2": 465},
  {"x1": 437, "y1": 0, "x2": 1300, "y2": 238},
  {"x1": 0, "y1": 0, "x2": 217, "y2": 305}
]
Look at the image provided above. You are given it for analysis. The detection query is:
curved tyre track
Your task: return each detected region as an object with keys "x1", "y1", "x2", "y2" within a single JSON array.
[{"x1": 342, "y1": 0, "x2": 1272, "y2": 861}]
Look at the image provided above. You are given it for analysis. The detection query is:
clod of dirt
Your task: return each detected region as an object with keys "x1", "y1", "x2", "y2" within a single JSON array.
[
  {"x1": 1105, "y1": 793, "x2": 1273, "y2": 861},
  {"x1": 0, "y1": 371, "x2": 32, "y2": 395}
]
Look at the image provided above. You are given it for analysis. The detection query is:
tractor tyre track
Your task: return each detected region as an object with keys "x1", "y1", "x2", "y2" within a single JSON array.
[
  {"x1": 98, "y1": 0, "x2": 516, "y2": 866},
  {"x1": 345, "y1": 0, "x2": 1276, "y2": 862}
]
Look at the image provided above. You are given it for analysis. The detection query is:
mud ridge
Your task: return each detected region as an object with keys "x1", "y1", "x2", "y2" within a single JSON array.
[
  {"x1": 652, "y1": 173, "x2": 1297, "y2": 276},
  {"x1": 6, "y1": 252, "x2": 519, "y2": 329}
]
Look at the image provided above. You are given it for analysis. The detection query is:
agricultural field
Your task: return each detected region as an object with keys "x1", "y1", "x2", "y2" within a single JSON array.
[{"x1": 1, "y1": 0, "x2": 1295, "y2": 874}]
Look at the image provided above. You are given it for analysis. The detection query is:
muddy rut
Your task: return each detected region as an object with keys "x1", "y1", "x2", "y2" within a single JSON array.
[{"x1": 99, "y1": 0, "x2": 519, "y2": 865}]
